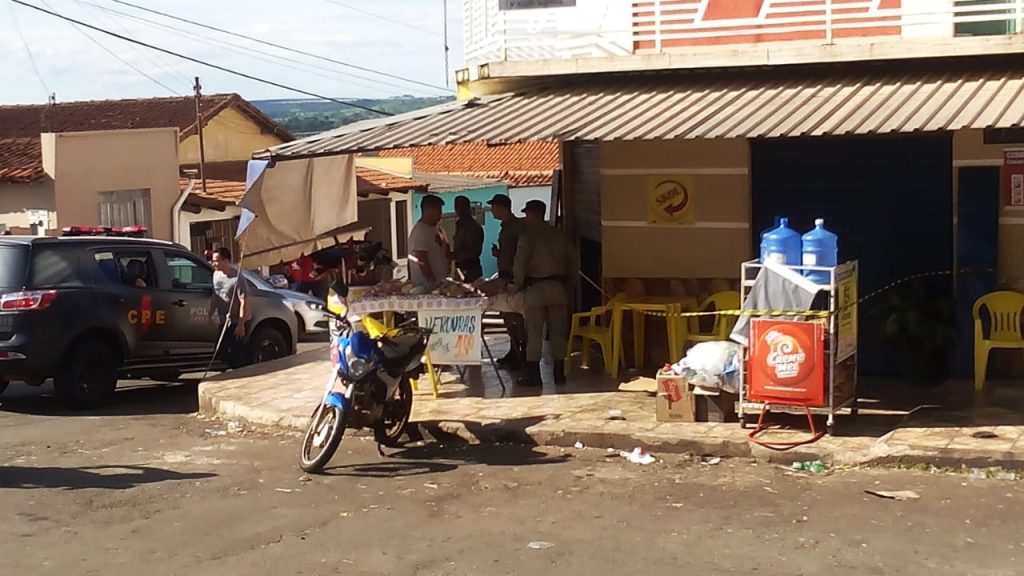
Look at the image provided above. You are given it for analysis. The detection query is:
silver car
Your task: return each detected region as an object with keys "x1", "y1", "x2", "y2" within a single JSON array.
[{"x1": 243, "y1": 272, "x2": 329, "y2": 336}]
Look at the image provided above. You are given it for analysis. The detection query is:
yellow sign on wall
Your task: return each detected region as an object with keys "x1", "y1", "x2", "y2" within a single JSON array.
[
  {"x1": 836, "y1": 265, "x2": 858, "y2": 362},
  {"x1": 646, "y1": 175, "x2": 696, "y2": 224}
]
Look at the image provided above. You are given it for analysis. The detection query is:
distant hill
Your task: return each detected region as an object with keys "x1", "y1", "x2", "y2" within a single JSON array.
[{"x1": 253, "y1": 96, "x2": 453, "y2": 137}]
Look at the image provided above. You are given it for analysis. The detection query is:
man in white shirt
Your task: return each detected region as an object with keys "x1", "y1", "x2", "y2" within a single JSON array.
[{"x1": 408, "y1": 194, "x2": 451, "y2": 288}]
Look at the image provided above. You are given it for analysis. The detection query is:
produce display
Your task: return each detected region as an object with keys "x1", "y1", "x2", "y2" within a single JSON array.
[{"x1": 356, "y1": 279, "x2": 491, "y2": 299}]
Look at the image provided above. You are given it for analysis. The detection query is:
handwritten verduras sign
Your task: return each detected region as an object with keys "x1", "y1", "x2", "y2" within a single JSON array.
[{"x1": 417, "y1": 309, "x2": 483, "y2": 365}]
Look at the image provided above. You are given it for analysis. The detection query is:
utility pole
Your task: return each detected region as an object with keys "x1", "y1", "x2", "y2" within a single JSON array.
[
  {"x1": 193, "y1": 76, "x2": 208, "y2": 196},
  {"x1": 443, "y1": 0, "x2": 450, "y2": 88}
]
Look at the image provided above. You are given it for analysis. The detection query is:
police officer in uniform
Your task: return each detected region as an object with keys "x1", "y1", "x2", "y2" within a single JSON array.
[
  {"x1": 512, "y1": 200, "x2": 577, "y2": 387},
  {"x1": 488, "y1": 193, "x2": 527, "y2": 367}
]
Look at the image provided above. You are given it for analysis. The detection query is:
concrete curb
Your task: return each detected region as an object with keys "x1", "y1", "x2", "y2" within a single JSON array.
[{"x1": 198, "y1": 362, "x2": 1024, "y2": 470}]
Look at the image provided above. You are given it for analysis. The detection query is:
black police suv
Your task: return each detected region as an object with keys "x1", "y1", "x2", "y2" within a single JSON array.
[{"x1": 0, "y1": 229, "x2": 298, "y2": 406}]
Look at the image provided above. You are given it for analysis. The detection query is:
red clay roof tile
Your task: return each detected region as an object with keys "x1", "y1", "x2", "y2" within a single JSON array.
[
  {"x1": 378, "y1": 140, "x2": 559, "y2": 187},
  {"x1": 0, "y1": 138, "x2": 45, "y2": 183},
  {"x1": 0, "y1": 94, "x2": 292, "y2": 142},
  {"x1": 178, "y1": 167, "x2": 428, "y2": 207}
]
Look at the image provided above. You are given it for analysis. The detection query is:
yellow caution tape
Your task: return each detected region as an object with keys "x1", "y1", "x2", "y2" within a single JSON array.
[{"x1": 621, "y1": 267, "x2": 995, "y2": 320}]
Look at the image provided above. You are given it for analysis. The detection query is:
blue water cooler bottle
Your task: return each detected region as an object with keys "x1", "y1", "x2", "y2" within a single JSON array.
[
  {"x1": 760, "y1": 217, "x2": 801, "y2": 266},
  {"x1": 801, "y1": 218, "x2": 838, "y2": 285},
  {"x1": 760, "y1": 216, "x2": 781, "y2": 241}
]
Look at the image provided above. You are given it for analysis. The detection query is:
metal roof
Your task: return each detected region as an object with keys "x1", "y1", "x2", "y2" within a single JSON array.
[{"x1": 266, "y1": 64, "x2": 1024, "y2": 159}]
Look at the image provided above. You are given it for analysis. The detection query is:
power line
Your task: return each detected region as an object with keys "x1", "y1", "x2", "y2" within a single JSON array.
[
  {"x1": 10, "y1": 0, "x2": 394, "y2": 116},
  {"x1": 9, "y1": 2, "x2": 51, "y2": 97},
  {"x1": 320, "y1": 0, "x2": 442, "y2": 37},
  {"x1": 80, "y1": 0, "x2": 432, "y2": 95},
  {"x1": 105, "y1": 0, "x2": 450, "y2": 93},
  {"x1": 72, "y1": 0, "x2": 192, "y2": 88},
  {"x1": 40, "y1": 0, "x2": 181, "y2": 95}
]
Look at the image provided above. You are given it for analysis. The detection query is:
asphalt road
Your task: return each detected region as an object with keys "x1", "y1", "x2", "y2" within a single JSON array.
[{"x1": 1, "y1": 378, "x2": 1022, "y2": 575}]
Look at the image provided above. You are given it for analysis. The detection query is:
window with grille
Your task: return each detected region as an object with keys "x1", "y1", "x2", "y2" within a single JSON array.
[
  {"x1": 97, "y1": 189, "x2": 152, "y2": 232},
  {"x1": 955, "y1": 0, "x2": 1019, "y2": 36}
]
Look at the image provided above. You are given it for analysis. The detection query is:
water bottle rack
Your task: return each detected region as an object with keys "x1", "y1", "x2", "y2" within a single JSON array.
[{"x1": 736, "y1": 260, "x2": 860, "y2": 436}]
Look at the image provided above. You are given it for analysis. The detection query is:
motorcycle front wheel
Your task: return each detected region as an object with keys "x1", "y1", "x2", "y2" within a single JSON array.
[{"x1": 299, "y1": 403, "x2": 348, "y2": 473}]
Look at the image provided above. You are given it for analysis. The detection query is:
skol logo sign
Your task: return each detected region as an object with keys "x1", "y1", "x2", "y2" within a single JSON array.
[
  {"x1": 646, "y1": 175, "x2": 696, "y2": 224},
  {"x1": 127, "y1": 296, "x2": 166, "y2": 333}
]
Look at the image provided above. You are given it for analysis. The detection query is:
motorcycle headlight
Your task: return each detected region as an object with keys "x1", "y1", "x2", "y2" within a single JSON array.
[
  {"x1": 344, "y1": 346, "x2": 372, "y2": 380},
  {"x1": 348, "y1": 357, "x2": 370, "y2": 380}
]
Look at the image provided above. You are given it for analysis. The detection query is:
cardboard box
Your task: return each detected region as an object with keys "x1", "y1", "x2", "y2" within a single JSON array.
[
  {"x1": 693, "y1": 387, "x2": 739, "y2": 423},
  {"x1": 656, "y1": 371, "x2": 695, "y2": 422},
  {"x1": 657, "y1": 372, "x2": 739, "y2": 423}
]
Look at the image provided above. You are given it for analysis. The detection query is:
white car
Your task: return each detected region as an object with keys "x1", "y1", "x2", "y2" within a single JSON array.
[{"x1": 243, "y1": 272, "x2": 329, "y2": 335}]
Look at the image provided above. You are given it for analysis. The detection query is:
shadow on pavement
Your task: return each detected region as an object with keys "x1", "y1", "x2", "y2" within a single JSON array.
[
  {"x1": 390, "y1": 443, "x2": 571, "y2": 468},
  {"x1": 0, "y1": 381, "x2": 200, "y2": 417},
  {"x1": 0, "y1": 465, "x2": 215, "y2": 490},
  {"x1": 324, "y1": 460, "x2": 459, "y2": 478},
  {"x1": 322, "y1": 442, "x2": 568, "y2": 479}
]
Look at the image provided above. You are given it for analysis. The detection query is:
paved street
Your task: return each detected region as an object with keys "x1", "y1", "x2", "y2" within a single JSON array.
[{"x1": 1, "y1": 381, "x2": 1023, "y2": 576}]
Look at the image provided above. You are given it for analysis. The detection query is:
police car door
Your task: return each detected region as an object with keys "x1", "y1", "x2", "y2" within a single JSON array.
[
  {"x1": 153, "y1": 249, "x2": 218, "y2": 358},
  {"x1": 91, "y1": 249, "x2": 168, "y2": 359}
]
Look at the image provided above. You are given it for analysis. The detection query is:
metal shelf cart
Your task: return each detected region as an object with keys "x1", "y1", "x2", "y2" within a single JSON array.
[{"x1": 737, "y1": 260, "x2": 859, "y2": 435}]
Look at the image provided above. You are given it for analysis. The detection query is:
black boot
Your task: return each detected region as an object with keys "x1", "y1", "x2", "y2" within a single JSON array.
[
  {"x1": 517, "y1": 362, "x2": 542, "y2": 387},
  {"x1": 553, "y1": 360, "x2": 566, "y2": 385},
  {"x1": 497, "y1": 350, "x2": 521, "y2": 368}
]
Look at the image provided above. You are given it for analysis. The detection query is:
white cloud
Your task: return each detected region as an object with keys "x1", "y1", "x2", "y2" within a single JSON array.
[{"x1": 2, "y1": 0, "x2": 464, "y2": 104}]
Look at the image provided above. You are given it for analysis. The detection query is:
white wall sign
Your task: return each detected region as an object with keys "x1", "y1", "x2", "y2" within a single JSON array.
[{"x1": 499, "y1": 0, "x2": 575, "y2": 10}]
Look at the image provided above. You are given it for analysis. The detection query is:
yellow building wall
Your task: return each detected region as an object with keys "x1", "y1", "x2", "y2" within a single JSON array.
[
  {"x1": 953, "y1": 129, "x2": 1024, "y2": 287},
  {"x1": 178, "y1": 107, "x2": 285, "y2": 164},
  {"x1": 356, "y1": 157, "x2": 414, "y2": 176},
  {"x1": 49, "y1": 129, "x2": 181, "y2": 240},
  {"x1": 599, "y1": 138, "x2": 750, "y2": 280}
]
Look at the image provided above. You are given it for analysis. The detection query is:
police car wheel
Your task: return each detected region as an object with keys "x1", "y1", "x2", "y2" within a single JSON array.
[
  {"x1": 54, "y1": 341, "x2": 119, "y2": 407},
  {"x1": 249, "y1": 327, "x2": 287, "y2": 365}
]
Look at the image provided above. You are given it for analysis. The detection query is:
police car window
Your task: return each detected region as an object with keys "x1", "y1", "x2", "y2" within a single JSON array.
[
  {"x1": 93, "y1": 251, "x2": 155, "y2": 289},
  {"x1": 164, "y1": 253, "x2": 213, "y2": 291},
  {"x1": 29, "y1": 247, "x2": 87, "y2": 287}
]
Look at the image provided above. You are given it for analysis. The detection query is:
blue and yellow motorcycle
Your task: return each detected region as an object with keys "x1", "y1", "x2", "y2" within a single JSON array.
[{"x1": 299, "y1": 287, "x2": 430, "y2": 473}]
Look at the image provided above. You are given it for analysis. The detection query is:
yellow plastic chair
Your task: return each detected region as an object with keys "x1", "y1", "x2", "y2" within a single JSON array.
[
  {"x1": 361, "y1": 314, "x2": 440, "y2": 399},
  {"x1": 682, "y1": 291, "x2": 742, "y2": 350},
  {"x1": 567, "y1": 295, "x2": 624, "y2": 375},
  {"x1": 973, "y1": 291, "x2": 1024, "y2": 392}
]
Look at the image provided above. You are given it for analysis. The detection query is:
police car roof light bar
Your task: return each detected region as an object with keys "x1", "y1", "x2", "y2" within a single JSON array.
[{"x1": 62, "y1": 226, "x2": 148, "y2": 237}]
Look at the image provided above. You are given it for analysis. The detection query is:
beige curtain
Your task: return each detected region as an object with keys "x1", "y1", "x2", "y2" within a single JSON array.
[{"x1": 237, "y1": 155, "x2": 363, "y2": 267}]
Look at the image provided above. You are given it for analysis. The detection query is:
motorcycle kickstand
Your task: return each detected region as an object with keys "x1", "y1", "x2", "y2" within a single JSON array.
[{"x1": 376, "y1": 442, "x2": 387, "y2": 458}]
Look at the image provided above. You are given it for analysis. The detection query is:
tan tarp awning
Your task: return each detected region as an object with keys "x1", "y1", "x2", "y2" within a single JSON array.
[{"x1": 237, "y1": 155, "x2": 364, "y2": 267}]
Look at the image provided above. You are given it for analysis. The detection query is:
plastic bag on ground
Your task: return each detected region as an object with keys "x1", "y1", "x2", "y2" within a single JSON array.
[{"x1": 669, "y1": 341, "x2": 743, "y2": 393}]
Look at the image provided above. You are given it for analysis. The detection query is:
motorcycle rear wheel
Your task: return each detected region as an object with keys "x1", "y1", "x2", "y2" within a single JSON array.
[
  {"x1": 299, "y1": 404, "x2": 348, "y2": 473},
  {"x1": 374, "y1": 377, "x2": 413, "y2": 448}
]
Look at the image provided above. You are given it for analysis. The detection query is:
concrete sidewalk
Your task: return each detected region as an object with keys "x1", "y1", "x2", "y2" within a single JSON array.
[{"x1": 198, "y1": 348, "x2": 1024, "y2": 468}]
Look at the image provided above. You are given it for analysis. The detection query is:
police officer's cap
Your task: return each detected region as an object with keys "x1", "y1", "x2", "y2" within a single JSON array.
[
  {"x1": 522, "y1": 199, "x2": 546, "y2": 214},
  {"x1": 487, "y1": 194, "x2": 512, "y2": 208}
]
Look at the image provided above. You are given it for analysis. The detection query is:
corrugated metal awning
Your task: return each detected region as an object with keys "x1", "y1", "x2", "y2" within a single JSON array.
[{"x1": 266, "y1": 64, "x2": 1024, "y2": 159}]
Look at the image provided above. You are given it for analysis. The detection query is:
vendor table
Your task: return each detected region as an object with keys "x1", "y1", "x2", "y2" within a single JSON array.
[{"x1": 347, "y1": 293, "x2": 524, "y2": 395}]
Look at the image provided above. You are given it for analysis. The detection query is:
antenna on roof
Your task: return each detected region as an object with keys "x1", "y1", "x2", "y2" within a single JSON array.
[{"x1": 443, "y1": 0, "x2": 449, "y2": 88}]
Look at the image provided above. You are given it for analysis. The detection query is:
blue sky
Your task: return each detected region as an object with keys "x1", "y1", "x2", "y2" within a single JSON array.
[{"x1": 1, "y1": 0, "x2": 462, "y2": 104}]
